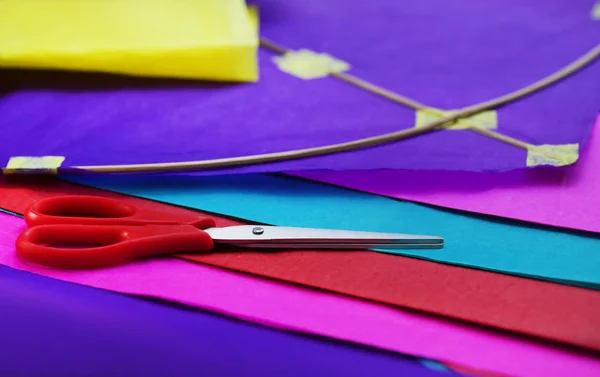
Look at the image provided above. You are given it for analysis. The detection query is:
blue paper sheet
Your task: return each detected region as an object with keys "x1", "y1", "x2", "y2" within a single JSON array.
[{"x1": 67, "y1": 174, "x2": 600, "y2": 289}]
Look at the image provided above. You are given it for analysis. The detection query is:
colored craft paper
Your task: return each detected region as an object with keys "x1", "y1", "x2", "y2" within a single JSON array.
[
  {"x1": 0, "y1": 266, "x2": 454, "y2": 377},
  {"x1": 294, "y1": 116, "x2": 600, "y2": 233},
  {"x1": 1, "y1": 0, "x2": 599, "y2": 173},
  {"x1": 68, "y1": 173, "x2": 600, "y2": 289},
  {"x1": 1, "y1": 178, "x2": 600, "y2": 353},
  {"x1": 1, "y1": 212, "x2": 599, "y2": 377},
  {"x1": 0, "y1": 0, "x2": 258, "y2": 82}
]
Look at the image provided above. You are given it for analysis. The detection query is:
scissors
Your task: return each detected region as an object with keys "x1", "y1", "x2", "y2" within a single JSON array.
[{"x1": 15, "y1": 195, "x2": 444, "y2": 269}]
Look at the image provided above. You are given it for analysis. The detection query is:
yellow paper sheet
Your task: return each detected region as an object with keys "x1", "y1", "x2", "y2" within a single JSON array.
[{"x1": 0, "y1": 0, "x2": 258, "y2": 82}]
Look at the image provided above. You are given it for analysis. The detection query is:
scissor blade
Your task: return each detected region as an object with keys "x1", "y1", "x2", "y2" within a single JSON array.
[{"x1": 205, "y1": 226, "x2": 443, "y2": 250}]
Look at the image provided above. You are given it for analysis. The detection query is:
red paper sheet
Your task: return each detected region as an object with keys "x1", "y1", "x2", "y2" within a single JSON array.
[{"x1": 1, "y1": 176, "x2": 599, "y2": 352}]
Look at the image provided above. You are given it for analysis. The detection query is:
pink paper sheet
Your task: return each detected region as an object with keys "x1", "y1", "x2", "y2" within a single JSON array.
[
  {"x1": 1, "y1": 213, "x2": 599, "y2": 377},
  {"x1": 294, "y1": 116, "x2": 600, "y2": 234}
]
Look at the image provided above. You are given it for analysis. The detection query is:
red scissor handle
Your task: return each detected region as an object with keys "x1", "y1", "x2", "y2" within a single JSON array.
[
  {"x1": 16, "y1": 223, "x2": 215, "y2": 269},
  {"x1": 25, "y1": 195, "x2": 208, "y2": 227}
]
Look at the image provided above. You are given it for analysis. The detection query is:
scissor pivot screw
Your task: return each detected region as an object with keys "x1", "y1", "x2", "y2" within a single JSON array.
[{"x1": 252, "y1": 227, "x2": 264, "y2": 235}]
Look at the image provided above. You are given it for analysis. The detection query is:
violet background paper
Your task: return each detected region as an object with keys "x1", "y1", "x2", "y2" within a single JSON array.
[{"x1": 0, "y1": 0, "x2": 599, "y2": 173}]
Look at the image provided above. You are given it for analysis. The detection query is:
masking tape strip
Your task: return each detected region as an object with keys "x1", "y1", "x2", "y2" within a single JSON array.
[
  {"x1": 3, "y1": 156, "x2": 65, "y2": 174},
  {"x1": 415, "y1": 108, "x2": 498, "y2": 130},
  {"x1": 526, "y1": 144, "x2": 579, "y2": 167},
  {"x1": 592, "y1": 1, "x2": 600, "y2": 20},
  {"x1": 272, "y1": 49, "x2": 350, "y2": 80}
]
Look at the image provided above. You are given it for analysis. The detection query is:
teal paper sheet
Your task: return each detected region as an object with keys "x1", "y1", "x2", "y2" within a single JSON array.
[{"x1": 67, "y1": 174, "x2": 600, "y2": 289}]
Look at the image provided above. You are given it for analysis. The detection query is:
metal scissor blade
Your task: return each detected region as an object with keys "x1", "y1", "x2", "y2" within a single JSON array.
[{"x1": 205, "y1": 225, "x2": 443, "y2": 250}]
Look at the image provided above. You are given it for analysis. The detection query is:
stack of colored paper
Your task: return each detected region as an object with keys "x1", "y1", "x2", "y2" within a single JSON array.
[{"x1": 1, "y1": 1, "x2": 600, "y2": 377}]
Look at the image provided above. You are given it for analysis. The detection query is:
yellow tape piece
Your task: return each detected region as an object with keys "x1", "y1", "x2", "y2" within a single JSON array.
[
  {"x1": 592, "y1": 1, "x2": 600, "y2": 19},
  {"x1": 273, "y1": 49, "x2": 350, "y2": 80},
  {"x1": 3, "y1": 156, "x2": 65, "y2": 174},
  {"x1": 526, "y1": 144, "x2": 579, "y2": 167},
  {"x1": 415, "y1": 108, "x2": 498, "y2": 130}
]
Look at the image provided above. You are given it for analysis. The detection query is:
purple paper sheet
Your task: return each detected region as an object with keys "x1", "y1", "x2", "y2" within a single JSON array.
[
  {"x1": 1, "y1": 0, "x2": 599, "y2": 173},
  {"x1": 0, "y1": 265, "x2": 450, "y2": 377}
]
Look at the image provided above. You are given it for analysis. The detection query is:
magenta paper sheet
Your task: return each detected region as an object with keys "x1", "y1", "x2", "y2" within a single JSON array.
[
  {"x1": 1, "y1": 213, "x2": 599, "y2": 377},
  {"x1": 295, "y1": 116, "x2": 600, "y2": 233}
]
